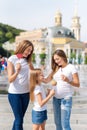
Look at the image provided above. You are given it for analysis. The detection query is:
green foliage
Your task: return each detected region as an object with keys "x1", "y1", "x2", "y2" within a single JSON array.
[
  {"x1": 85, "y1": 56, "x2": 87, "y2": 64},
  {"x1": 40, "y1": 53, "x2": 46, "y2": 65},
  {"x1": 0, "y1": 43, "x2": 2, "y2": 47},
  {"x1": 0, "y1": 23, "x2": 25, "y2": 44},
  {"x1": 0, "y1": 46, "x2": 11, "y2": 57},
  {"x1": 78, "y1": 54, "x2": 82, "y2": 64},
  {"x1": 70, "y1": 52, "x2": 76, "y2": 59},
  {"x1": 9, "y1": 38, "x2": 15, "y2": 43},
  {"x1": 5, "y1": 32, "x2": 13, "y2": 39},
  {"x1": 32, "y1": 53, "x2": 35, "y2": 63},
  {"x1": 0, "y1": 90, "x2": 8, "y2": 94},
  {"x1": 0, "y1": 31, "x2": 4, "y2": 38},
  {"x1": 40, "y1": 53, "x2": 46, "y2": 59}
]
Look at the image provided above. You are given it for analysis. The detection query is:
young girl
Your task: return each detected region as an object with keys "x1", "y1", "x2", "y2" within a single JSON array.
[{"x1": 30, "y1": 68, "x2": 55, "y2": 130}]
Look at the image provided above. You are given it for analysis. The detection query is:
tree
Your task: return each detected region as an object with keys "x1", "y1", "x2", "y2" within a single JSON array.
[
  {"x1": 40, "y1": 53, "x2": 46, "y2": 65},
  {"x1": 70, "y1": 52, "x2": 76, "y2": 59},
  {"x1": 5, "y1": 32, "x2": 13, "y2": 39},
  {"x1": 0, "y1": 46, "x2": 11, "y2": 57},
  {"x1": 0, "y1": 23, "x2": 24, "y2": 44},
  {"x1": 69, "y1": 52, "x2": 76, "y2": 64}
]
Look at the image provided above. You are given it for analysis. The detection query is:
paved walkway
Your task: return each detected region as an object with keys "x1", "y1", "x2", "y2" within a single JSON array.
[
  {"x1": 1, "y1": 95, "x2": 87, "y2": 130},
  {"x1": 0, "y1": 73, "x2": 87, "y2": 130}
]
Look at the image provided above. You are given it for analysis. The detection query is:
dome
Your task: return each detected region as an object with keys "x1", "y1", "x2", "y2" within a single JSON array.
[{"x1": 43, "y1": 26, "x2": 75, "y2": 39}]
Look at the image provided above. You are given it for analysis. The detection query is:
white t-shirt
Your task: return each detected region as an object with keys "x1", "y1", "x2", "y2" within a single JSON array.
[
  {"x1": 33, "y1": 84, "x2": 47, "y2": 111},
  {"x1": 8, "y1": 55, "x2": 30, "y2": 94},
  {"x1": 53, "y1": 64, "x2": 77, "y2": 99}
]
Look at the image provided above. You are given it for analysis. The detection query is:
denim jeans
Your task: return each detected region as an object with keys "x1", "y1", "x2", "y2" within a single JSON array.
[
  {"x1": 8, "y1": 93, "x2": 30, "y2": 130},
  {"x1": 53, "y1": 96, "x2": 72, "y2": 130},
  {"x1": 32, "y1": 109, "x2": 47, "y2": 124}
]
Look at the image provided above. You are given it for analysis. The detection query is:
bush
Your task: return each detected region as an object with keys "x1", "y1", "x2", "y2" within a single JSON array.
[
  {"x1": 0, "y1": 46, "x2": 11, "y2": 57},
  {"x1": 85, "y1": 56, "x2": 87, "y2": 64},
  {"x1": 0, "y1": 90, "x2": 8, "y2": 94}
]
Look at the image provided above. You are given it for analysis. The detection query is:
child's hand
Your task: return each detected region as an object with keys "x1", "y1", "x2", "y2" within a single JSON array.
[
  {"x1": 15, "y1": 63, "x2": 21, "y2": 73},
  {"x1": 41, "y1": 77, "x2": 45, "y2": 82},
  {"x1": 51, "y1": 79, "x2": 57, "y2": 86},
  {"x1": 49, "y1": 89, "x2": 55, "y2": 97}
]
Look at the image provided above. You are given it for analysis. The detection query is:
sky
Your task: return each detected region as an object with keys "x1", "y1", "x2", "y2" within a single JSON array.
[{"x1": 0, "y1": 0, "x2": 87, "y2": 42}]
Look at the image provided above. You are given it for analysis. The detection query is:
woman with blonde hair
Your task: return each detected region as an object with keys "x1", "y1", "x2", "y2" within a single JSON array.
[{"x1": 7, "y1": 40, "x2": 34, "y2": 130}]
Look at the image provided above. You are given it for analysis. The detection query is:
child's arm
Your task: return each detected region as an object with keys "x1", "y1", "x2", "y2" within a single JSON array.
[
  {"x1": 46, "y1": 79, "x2": 57, "y2": 96},
  {"x1": 42, "y1": 72, "x2": 53, "y2": 83},
  {"x1": 36, "y1": 89, "x2": 55, "y2": 107}
]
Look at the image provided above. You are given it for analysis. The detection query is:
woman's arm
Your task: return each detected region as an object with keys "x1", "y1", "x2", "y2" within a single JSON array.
[
  {"x1": 61, "y1": 73, "x2": 80, "y2": 87},
  {"x1": 36, "y1": 89, "x2": 55, "y2": 107},
  {"x1": 7, "y1": 61, "x2": 21, "y2": 83},
  {"x1": 68, "y1": 73, "x2": 80, "y2": 87}
]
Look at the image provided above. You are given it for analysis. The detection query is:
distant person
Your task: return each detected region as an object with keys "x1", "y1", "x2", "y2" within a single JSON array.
[
  {"x1": 30, "y1": 68, "x2": 55, "y2": 130},
  {"x1": 43, "y1": 49, "x2": 80, "y2": 130},
  {"x1": 7, "y1": 40, "x2": 34, "y2": 130},
  {"x1": 0, "y1": 55, "x2": 2, "y2": 74},
  {"x1": 1, "y1": 57, "x2": 7, "y2": 74}
]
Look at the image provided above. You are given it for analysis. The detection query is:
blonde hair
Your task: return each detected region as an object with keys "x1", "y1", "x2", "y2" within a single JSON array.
[
  {"x1": 30, "y1": 68, "x2": 41, "y2": 102},
  {"x1": 15, "y1": 40, "x2": 34, "y2": 63}
]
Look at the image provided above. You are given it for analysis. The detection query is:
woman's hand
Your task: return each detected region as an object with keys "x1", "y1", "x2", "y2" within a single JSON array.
[
  {"x1": 61, "y1": 74, "x2": 69, "y2": 82},
  {"x1": 61, "y1": 73, "x2": 80, "y2": 87},
  {"x1": 49, "y1": 89, "x2": 55, "y2": 97},
  {"x1": 15, "y1": 63, "x2": 21, "y2": 74},
  {"x1": 7, "y1": 61, "x2": 21, "y2": 83}
]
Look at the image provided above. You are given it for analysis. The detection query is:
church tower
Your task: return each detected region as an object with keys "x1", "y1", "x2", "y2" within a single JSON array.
[
  {"x1": 55, "y1": 10, "x2": 62, "y2": 26},
  {"x1": 71, "y1": 1, "x2": 81, "y2": 41}
]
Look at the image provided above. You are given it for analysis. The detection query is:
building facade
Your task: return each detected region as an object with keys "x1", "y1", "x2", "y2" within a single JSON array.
[{"x1": 15, "y1": 10, "x2": 84, "y2": 64}]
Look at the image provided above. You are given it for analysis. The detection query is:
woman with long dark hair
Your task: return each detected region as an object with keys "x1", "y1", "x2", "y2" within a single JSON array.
[{"x1": 44, "y1": 49, "x2": 80, "y2": 130}]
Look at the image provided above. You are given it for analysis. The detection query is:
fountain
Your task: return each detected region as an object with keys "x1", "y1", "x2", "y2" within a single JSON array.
[
  {"x1": 43, "y1": 40, "x2": 52, "y2": 75},
  {"x1": 35, "y1": 53, "x2": 41, "y2": 68},
  {"x1": 34, "y1": 42, "x2": 41, "y2": 68}
]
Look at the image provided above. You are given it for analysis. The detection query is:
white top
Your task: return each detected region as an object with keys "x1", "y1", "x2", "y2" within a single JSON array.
[
  {"x1": 33, "y1": 84, "x2": 47, "y2": 111},
  {"x1": 53, "y1": 64, "x2": 77, "y2": 99},
  {"x1": 8, "y1": 55, "x2": 30, "y2": 94}
]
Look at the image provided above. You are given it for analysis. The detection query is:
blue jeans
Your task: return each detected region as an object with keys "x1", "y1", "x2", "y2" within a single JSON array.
[
  {"x1": 8, "y1": 93, "x2": 30, "y2": 130},
  {"x1": 53, "y1": 97, "x2": 72, "y2": 130}
]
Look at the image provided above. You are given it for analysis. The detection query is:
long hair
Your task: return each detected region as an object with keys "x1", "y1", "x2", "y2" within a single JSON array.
[
  {"x1": 15, "y1": 40, "x2": 34, "y2": 63},
  {"x1": 52, "y1": 49, "x2": 67, "y2": 72},
  {"x1": 30, "y1": 68, "x2": 41, "y2": 102}
]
